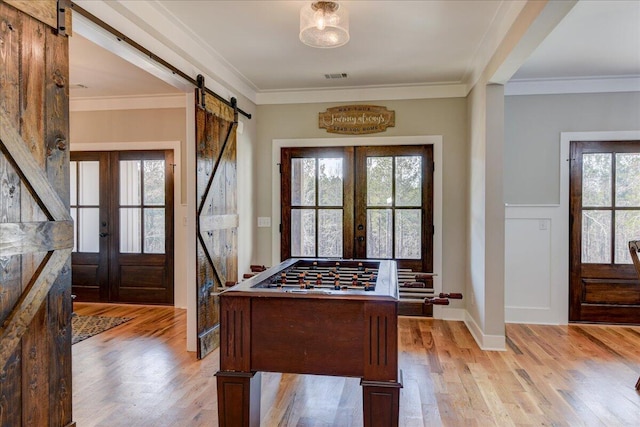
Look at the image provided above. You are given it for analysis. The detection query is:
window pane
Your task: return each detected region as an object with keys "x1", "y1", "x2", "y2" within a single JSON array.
[
  {"x1": 291, "y1": 158, "x2": 315, "y2": 206},
  {"x1": 120, "y1": 160, "x2": 141, "y2": 206},
  {"x1": 78, "y1": 208, "x2": 99, "y2": 253},
  {"x1": 395, "y1": 156, "x2": 421, "y2": 207},
  {"x1": 318, "y1": 158, "x2": 343, "y2": 206},
  {"x1": 582, "y1": 210, "x2": 611, "y2": 263},
  {"x1": 70, "y1": 161, "x2": 77, "y2": 206},
  {"x1": 582, "y1": 153, "x2": 612, "y2": 207},
  {"x1": 396, "y1": 210, "x2": 421, "y2": 259},
  {"x1": 120, "y1": 208, "x2": 141, "y2": 253},
  {"x1": 367, "y1": 157, "x2": 392, "y2": 207},
  {"x1": 291, "y1": 209, "x2": 316, "y2": 257},
  {"x1": 143, "y1": 160, "x2": 165, "y2": 205},
  {"x1": 70, "y1": 208, "x2": 77, "y2": 252},
  {"x1": 78, "y1": 161, "x2": 99, "y2": 206},
  {"x1": 614, "y1": 210, "x2": 640, "y2": 264},
  {"x1": 318, "y1": 209, "x2": 342, "y2": 258},
  {"x1": 367, "y1": 209, "x2": 392, "y2": 258},
  {"x1": 144, "y1": 208, "x2": 165, "y2": 254},
  {"x1": 615, "y1": 153, "x2": 640, "y2": 207}
]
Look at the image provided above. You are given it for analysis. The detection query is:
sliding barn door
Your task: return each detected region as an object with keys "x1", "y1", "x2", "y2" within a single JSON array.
[
  {"x1": 0, "y1": 1, "x2": 74, "y2": 426},
  {"x1": 195, "y1": 92, "x2": 238, "y2": 359}
]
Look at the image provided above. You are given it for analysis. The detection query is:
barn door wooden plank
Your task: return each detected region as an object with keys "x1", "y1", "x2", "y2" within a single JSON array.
[
  {"x1": 43, "y1": 22, "x2": 73, "y2": 427},
  {"x1": 0, "y1": 4, "x2": 25, "y2": 424},
  {"x1": 4, "y1": 0, "x2": 72, "y2": 34},
  {"x1": 0, "y1": 221, "x2": 74, "y2": 256},
  {"x1": 195, "y1": 90, "x2": 238, "y2": 359}
]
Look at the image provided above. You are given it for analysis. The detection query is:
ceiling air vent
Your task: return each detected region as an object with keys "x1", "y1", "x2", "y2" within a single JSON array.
[{"x1": 324, "y1": 73, "x2": 348, "y2": 80}]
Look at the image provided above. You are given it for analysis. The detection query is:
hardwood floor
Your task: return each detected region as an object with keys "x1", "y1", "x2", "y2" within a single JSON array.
[{"x1": 72, "y1": 303, "x2": 640, "y2": 426}]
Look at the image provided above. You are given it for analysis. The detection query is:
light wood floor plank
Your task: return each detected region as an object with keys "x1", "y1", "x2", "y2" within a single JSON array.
[{"x1": 72, "y1": 303, "x2": 640, "y2": 426}]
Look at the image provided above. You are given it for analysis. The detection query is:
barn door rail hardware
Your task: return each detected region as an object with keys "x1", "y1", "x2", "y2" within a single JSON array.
[{"x1": 69, "y1": 2, "x2": 251, "y2": 119}]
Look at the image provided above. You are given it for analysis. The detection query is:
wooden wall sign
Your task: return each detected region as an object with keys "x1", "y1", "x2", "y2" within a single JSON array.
[{"x1": 319, "y1": 105, "x2": 395, "y2": 135}]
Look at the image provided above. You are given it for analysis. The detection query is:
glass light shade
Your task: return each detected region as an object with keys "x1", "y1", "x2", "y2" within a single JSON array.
[{"x1": 300, "y1": 1, "x2": 349, "y2": 48}]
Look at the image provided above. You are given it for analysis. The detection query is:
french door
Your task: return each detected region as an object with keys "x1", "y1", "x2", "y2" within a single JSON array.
[
  {"x1": 281, "y1": 145, "x2": 433, "y2": 272},
  {"x1": 70, "y1": 150, "x2": 174, "y2": 305},
  {"x1": 569, "y1": 140, "x2": 640, "y2": 323}
]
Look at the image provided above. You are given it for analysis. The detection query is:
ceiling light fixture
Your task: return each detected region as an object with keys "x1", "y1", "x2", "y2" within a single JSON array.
[{"x1": 299, "y1": 1, "x2": 349, "y2": 48}]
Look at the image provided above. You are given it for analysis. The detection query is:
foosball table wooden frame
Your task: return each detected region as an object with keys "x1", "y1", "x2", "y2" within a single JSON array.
[{"x1": 215, "y1": 258, "x2": 402, "y2": 427}]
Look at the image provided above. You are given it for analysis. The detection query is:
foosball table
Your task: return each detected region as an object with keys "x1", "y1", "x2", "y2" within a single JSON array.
[{"x1": 215, "y1": 258, "x2": 402, "y2": 427}]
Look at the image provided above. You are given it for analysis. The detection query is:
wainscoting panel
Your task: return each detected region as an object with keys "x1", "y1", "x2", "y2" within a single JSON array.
[{"x1": 505, "y1": 205, "x2": 567, "y2": 324}]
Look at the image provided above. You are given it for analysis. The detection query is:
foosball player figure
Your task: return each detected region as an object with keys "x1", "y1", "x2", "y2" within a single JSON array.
[
  {"x1": 358, "y1": 262, "x2": 364, "y2": 271},
  {"x1": 305, "y1": 280, "x2": 313, "y2": 290},
  {"x1": 364, "y1": 281, "x2": 374, "y2": 291},
  {"x1": 425, "y1": 292, "x2": 463, "y2": 306},
  {"x1": 298, "y1": 273, "x2": 305, "y2": 289},
  {"x1": 311, "y1": 261, "x2": 318, "y2": 270},
  {"x1": 334, "y1": 279, "x2": 341, "y2": 290},
  {"x1": 280, "y1": 272, "x2": 286, "y2": 287},
  {"x1": 316, "y1": 273, "x2": 323, "y2": 288},
  {"x1": 352, "y1": 274, "x2": 359, "y2": 287}
]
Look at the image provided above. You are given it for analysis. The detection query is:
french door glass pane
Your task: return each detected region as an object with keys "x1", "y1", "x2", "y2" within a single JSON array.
[
  {"x1": 615, "y1": 153, "x2": 640, "y2": 207},
  {"x1": 318, "y1": 158, "x2": 343, "y2": 206},
  {"x1": 395, "y1": 210, "x2": 421, "y2": 259},
  {"x1": 144, "y1": 208, "x2": 165, "y2": 254},
  {"x1": 78, "y1": 208, "x2": 99, "y2": 253},
  {"x1": 70, "y1": 208, "x2": 77, "y2": 252},
  {"x1": 120, "y1": 208, "x2": 141, "y2": 253},
  {"x1": 292, "y1": 158, "x2": 315, "y2": 206},
  {"x1": 395, "y1": 156, "x2": 421, "y2": 207},
  {"x1": 291, "y1": 209, "x2": 316, "y2": 257},
  {"x1": 367, "y1": 209, "x2": 392, "y2": 258},
  {"x1": 582, "y1": 210, "x2": 611, "y2": 263},
  {"x1": 78, "y1": 161, "x2": 100, "y2": 205},
  {"x1": 70, "y1": 161, "x2": 77, "y2": 206},
  {"x1": 318, "y1": 209, "x2": 342, "y2": 257},
  {"x1": 582, "y1": 153, "x2": 612, "y2": 207},
  {"x1": 144, "y1": 160, "x2": 165, "y2": 205},
  {"x1": 367, "y1": 157, "x2": 392, "y2": 206},
  {"x1": 120, "y1": 160, "x2": 141, "y2": 205},
  {"x1": 614, "y1": 210, "x2": 640, "y2": 264}
]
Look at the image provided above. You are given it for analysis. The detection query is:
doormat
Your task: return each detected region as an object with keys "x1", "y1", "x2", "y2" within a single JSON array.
[{"x1": 72, "y1": 315, "x2": 132, "y2": 345}]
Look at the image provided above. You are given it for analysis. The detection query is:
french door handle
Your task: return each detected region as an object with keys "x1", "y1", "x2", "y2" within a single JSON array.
[
  {"x1": 357, "y1": 236, "x2": 365, "y2": 242},
  {"x1": 99, "y1": 232, "x2": 110, "y2": 238}
]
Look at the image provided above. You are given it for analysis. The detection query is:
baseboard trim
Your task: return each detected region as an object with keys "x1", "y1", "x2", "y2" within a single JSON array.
[{"x1": 464, "y1": 312, "x2": 506, "y2": 351}]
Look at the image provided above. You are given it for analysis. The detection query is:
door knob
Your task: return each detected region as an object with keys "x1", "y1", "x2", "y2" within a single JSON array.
[
  {"x1": 99, "y1": 232, "x2": 110, "y2": 237},
  {"x1": 357, "y1": 236, "x2": 365, "y2": 242}
]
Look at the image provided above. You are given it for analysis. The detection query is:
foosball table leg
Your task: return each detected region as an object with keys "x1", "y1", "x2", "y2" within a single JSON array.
[{"x1": 636, "y1": 376, "x2": 640, "y2": 391}]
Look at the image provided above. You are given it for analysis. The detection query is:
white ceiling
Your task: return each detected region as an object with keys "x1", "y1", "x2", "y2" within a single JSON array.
[{"x1": 69, "y1": 0, "x2": 640, "y2": 101}]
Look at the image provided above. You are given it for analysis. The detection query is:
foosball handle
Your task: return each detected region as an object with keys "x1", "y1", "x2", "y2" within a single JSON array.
[
  {"x1": 439, "y1": 292, "x2": 463, "y2": 299},
  {"x1": 425, "y1": 297, "x2": 450, "y2": 305}
]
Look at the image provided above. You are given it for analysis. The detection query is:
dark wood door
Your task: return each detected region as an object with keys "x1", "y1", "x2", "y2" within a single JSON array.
[
  {"x1": 70, "y1": 150, "x2": 175, "y2": 305},
  {"x1": 569, "y1": 140, "x2": 640, "y2": 323},
  {"x1": 0, "y1": 1, "x2": 74, "y2": 425},
  {"x1": 354, "y1": 145, "x2": 433, "y2": 272},
  {"x1": 281, "y1": 145, "x2": 434, "y2": 272},
  {"x1": 70, "y1": 152, "x2": 109, "y2": 301}
]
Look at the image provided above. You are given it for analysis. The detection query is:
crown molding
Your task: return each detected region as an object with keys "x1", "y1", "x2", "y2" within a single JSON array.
[
  {"x1": 505, "y1": 76, "x2": 640, "y2": 96},
  {"x1": 70, "y1": 93, "x2": 186, "y2": 112},
  {"x1": 255, "y1": 83, "x2": 469, "y2": 105}
]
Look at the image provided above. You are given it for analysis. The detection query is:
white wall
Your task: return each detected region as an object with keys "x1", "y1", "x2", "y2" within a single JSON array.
[{"x1": 503, "y1": 93, "x2": 640, "y2": 324}]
